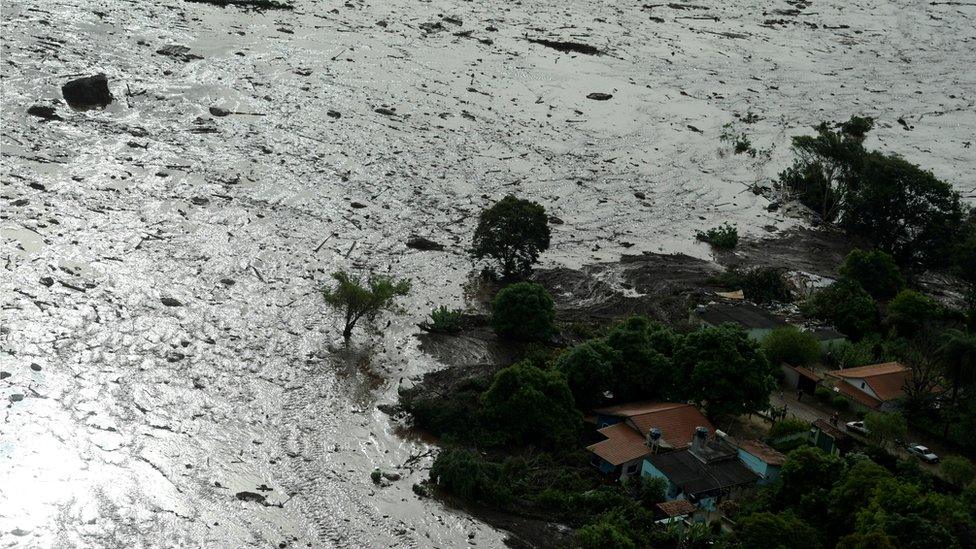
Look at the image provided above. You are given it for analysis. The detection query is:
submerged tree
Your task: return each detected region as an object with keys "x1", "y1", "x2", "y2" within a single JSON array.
[
  {"x1": 321, "y1": 270, "x2": 411, "y2": 341},
  {"x1": 471, "y1": 195, "x2": 551, "y2": 279}
]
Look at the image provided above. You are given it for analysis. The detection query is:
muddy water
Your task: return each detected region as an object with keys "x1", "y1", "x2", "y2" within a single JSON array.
[{"x1": 2, "y1": 0, "x2": 974, "y2": 546}]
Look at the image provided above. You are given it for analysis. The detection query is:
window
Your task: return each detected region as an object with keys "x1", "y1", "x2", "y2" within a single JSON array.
[{"x1": 626, "y1": 463, "x2": 639, "y2": 475}]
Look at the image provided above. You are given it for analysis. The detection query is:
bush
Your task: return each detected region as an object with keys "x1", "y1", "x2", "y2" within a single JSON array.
[
  {"x1": 429, "y1": 449, "x2": 512, "y2": 506},
  {"x1": 815, "y1": 386, "x2": 833, "y2": 403},
  {"x1": 713, "y1": 266, "x2": 792, "y2": 304},
  {"x1": 832, "y1": 395, "x2": 850, "y2": 411},
  {"x1": 762, "y1": 326, "x2": 821, "y2": 366},
  {"x1": 491, "y1": 282, "x2": 555, "y2": 341},
  {"x1": 804, "y1": 279, "x2": 878, "y2": 339},
  {"x1": 554, "y1": 341, "x2": 614, "y2": 410},
  {"x1": 575, "y1": 519, "x2": 637, "y2": 549},
  {"x1": 839, "y1": 249, "x2": 904, "y2": 300},
  {"x1": 637, "y1": 476, "x2": 668, "y2": 506},
  {"x1": 735, "y1": 511, "x2": 823, "y2": 549},
  {"x1": 427, "y1": 305, "x2": 462, "y2": 334},
  {"x1": 768, "y1": 418, "x2": 811, "y2": 440},
  {"x1": 603, "y1": 316, "x2": 677, "y2": 402},
  {"x1": 481, "y1": 361, "x2": 581, "y2": 448},
  {"x1": 941, "y1": 455, "x2": 976, "y2": 488},
  {"x1": 886, "y1": 289, "x2": 943, "y2": 337},
  {"x1": 863, "y1": 411, "x2": 907, "y2": 449},
  {"x1": 696, "y1": 223, "x2": 739, "y2": 249},
  {"x1": 471, "y1": 195, "x2": 551, "y2": 279}
]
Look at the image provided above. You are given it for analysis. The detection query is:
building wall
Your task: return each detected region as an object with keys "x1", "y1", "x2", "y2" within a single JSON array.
[
  {"x1": 641, "y1": 460, "x2": 680, "y2": 500},
  {"x1": 842, "y1": 377, "x2": 881, "y2": 400}
]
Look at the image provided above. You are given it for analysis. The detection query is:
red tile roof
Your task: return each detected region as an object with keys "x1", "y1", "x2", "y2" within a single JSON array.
[
  {"x1": 833, "y1": 380, "x2": 882, "y2": 409},
  {"x1": 656, "y1": 500, "x2": 697, "y2": 517},
  {"x1": 736, "y1": 439, "x2": 787, "y2": 466},
  {"x1": 828, "y1": 362, "x2": 909, "y2": 403},
  {"x1": 586, "y1": 423, "x2": 651, "y2": 466},
  {"x1": 594, "y1": 401, "x2": 714, "y2": 448}
]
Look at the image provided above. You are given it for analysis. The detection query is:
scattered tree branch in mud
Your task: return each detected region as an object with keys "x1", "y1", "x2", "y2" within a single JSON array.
[
  {"x1": 525, "y1": 38, "x2": 601, "y2": 55},
  {"x1": 185, "y1": 0, "x2": 293, "y2": 10}
]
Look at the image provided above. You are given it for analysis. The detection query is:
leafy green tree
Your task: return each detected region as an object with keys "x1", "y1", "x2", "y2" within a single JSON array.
[
  {"x1": 941, "y1": 455, "x2": 976, "y2": 489},
  {"x1": 735, "y1": 511, "x2": 822, "y2": 549},
  {"x1": 803, "y1": 279, "x2": 878, "y2": 339},
  {"x1": 603, "y1": 316, "x2": 678, "y2": 401},
  {"x1": 863, "y1": 412, "x2": 907, "y2": 450},
  {"x1": 828, "y1": 458, "x2": 893, "y2": 538},
  {"x1": 776, "y1": 446, "x2": 846, "y2": 521},
  {"x1": 637, "y1": 476, "x2": 668, "y2": 506},
  {"x1": 673, "y1": 324, "x2": 776, "y2": 419},
  {"x1": 839, "y1": 249, "x2": 904, "y2": 300},
  {"x1": 490, "y1": 282, "x2": 555, "y2": 341},
  {"x1": 713, "y1": 266, "x2": 792, "y2": 304},
  {"x1": 836, "y1": 531, "x2": 897, "y2": 549},
  {"x1": 471, "y1": 195, "x2": 551, "y2": 279},
  {"x1": 554, "y1": 341, "x2": 614, "y2": 410},
  {"x1": 938, "y1": 329, "x2": 976, "y2": 414},
  {"x1": 321, "y1": 270, "x2": 411, "y2": 341},
  {"x1": 886, "y1": 290, "x2": 943, "y2": 337},
  {"x1": 481, "y1": 361, "x2": 581, "y2": 448},
  {"x1": 762, "y1": 326, "x2": 821, "y2": 366},
  {"x1": 841, "y1": 152, "x2": 965, "y2": 270},
  {"x1": 429, "y1": 448, "x2": 511, "y2": 506},
  {"x1": 854, "y1": 479, "x2": 960, "y2": 548},
  {"x1": 575, "y1": 519, "x2": 636, "y2": 549}
]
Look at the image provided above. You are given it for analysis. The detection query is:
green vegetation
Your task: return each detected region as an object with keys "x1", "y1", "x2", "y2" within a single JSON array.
[
  {"x1": 481, "y1": 361, "x2": 581, "y2": 448},
  {"x1": 713, "y1": 266, "x2": 792, "y2": 304},
  {"x1": 734, "y1": 511, "x2": 822, "y2": 549},
  {"x1": 838, "y1": 249, "x2": 904, "y2": 300},
  {"x1": 490, "y1": 282, "x2": 555, "y2": 341},
  {"x1": 471, "y1": 195, "x2": 551, "y2": 279},
  {"x1": 554, "y1": 341, "x2": 614, "y2": 410},
  {"x1": 427, "y1": 305, "x2": 462, "y2": 334},
  {"x1": 767, "y1": 418, "x2": 810, "y2": 440},
  {"x1": 762, "y1": 326, "x2": 821, "y2": 366},
  {"x1": 941, "y1": 455, "x2": 975, "y2": 488},
  {"x1": 886, "y1": 289, "x2": 944, "y2": 337},
  {"x1": 803, "y1": 279, "x2": 877, "y2": 339},
  {"x1": 779, "y1": 116, "x2": 967, "y2": 271},
  {"x1": 863, "y1": 412, "x2": 907, "y2": 449},
  {"x1": 321, "y1": 270, "x2": 411, "y2": 341},
  {"x1": 696, "y1": 223, "x2": 739, "y2": 250}
]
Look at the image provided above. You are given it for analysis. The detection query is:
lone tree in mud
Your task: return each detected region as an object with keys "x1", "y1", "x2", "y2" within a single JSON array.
[
  {"x1": 471, "y1": 195, "x2": 550, "y2": 279},
  {"x1": 322, "y1": 271, "x2": 411, "y2": 341}
]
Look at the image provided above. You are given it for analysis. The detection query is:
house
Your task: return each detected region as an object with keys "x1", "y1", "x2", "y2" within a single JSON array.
[
  {"x1": 809, "y1": 326, "x2": 847, "y2": 353},
  {"x1": 780, "y1": 363, "x2": 823, "y2": 395},
  {"x1": 810, "y1": 418, "x2": 851, "y2": 455},
  {"x1": 735, "y1": 439, "x2": 786, "y2": 485},
  {"x1": 641, "y1": 427, "x2": 759, "y2": 511},
  {"x1": 825, "y1": 362, "x2": 924, "y2": 411},
  {"x1": 655, "y1": 500, "x2": 700, "y2": 525},
  {"x1": 691, "y1": 302, "x2": 788, "y2": 341},
  {"x1": 587, "y1": 402, "x2": 714, "y2": 479}
]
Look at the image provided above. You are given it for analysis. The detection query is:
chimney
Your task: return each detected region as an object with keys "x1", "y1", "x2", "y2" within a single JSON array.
[
  {"x1": 646, "y1": 427, "x2": 662, "y2": 454},
  {"x1": 691, "y1": 426, "x2": 708, "y2": 455}
]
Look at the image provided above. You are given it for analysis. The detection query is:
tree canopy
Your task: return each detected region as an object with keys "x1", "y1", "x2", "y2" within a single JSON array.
[
  {"x1": 803, "y1": 279, "x2": 878, "y2": 339},
  {"x1": 471, "y1": 195, "x2": 551, "y2": 279},
  {"x1": 321, "y1": 270, "x2": 410, "y2": 340},
  {"x1": 839, "y1": 249, "x2": 904, "y2": 300},
  {"x1": 490, "y1": 282, "x2": 556, "y2": 341}
]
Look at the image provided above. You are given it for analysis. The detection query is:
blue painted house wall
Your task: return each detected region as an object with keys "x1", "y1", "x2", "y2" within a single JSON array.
[
  {"x1": 737, "y1": 449, "x2": 781, "y2": 485},
  {"x1": 641, "y1": 459, "x2": 719, "y2": 511}
]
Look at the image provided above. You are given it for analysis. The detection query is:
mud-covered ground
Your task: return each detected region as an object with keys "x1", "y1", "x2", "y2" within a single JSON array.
[{"x1": 2, "y1": 0, "x2": 975, "y2": 546}]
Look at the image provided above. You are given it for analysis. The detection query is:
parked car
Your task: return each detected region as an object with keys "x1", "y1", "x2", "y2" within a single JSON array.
[
  {"x1": 845, "y1": 421, "x2": 869, "y2": 436},
  {"x1": 906, "y1": 444, "x2": 939, "y2": 463}
]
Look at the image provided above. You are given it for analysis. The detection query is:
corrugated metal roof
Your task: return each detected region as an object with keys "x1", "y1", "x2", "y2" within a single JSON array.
[
  {"x1": 586, "y1": 423, "x2": 651, "y2": 466},
  {"x1": 649, "y1": 449, "x2": 757, "y2": 497},
  {"x1": 594, "y1": 401, "x2": 714, "y2": 448}
]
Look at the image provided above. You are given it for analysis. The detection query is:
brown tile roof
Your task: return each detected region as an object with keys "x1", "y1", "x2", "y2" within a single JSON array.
[
  {"x1": 792, "y1": 365, "x2": 823, "y2": 381},
  {"x1": 828, "y1": 362, "x2": 908, "y2": 403},
  {"x1": 656, "y1": 500, "x2": 697, "y2": 517},
  {"x1": 586, "y1": 423, "x2": 651, "y2": 466},
  {"x1": 594, "y1": 402, "x2": 714, "y2": 448},
  {"x1": 813, "y1": 418, "x2": 848, "y2": 440},
  {"x1": 833, "y1": 380, "x2": 882, "y2": 409},
  {"x1": 736, "y1": 439, "x2": 787, "y2": 466}
]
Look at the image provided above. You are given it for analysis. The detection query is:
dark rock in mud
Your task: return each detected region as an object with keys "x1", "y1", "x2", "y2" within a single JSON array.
[
  {"x1": 586, "y1": 92, "x2": 612, "y2": 100},
  {"x1": 374, "y1": 107, "x2": 396, "y2": 116},
  {"x1": 186, "y1": 0, "x2": 293, "y2": 10},
  {"x1": 9, "y1": 394, "x2": 25, "y2": 403},
  {"x1": 27, "y1": 105, "x2": 62, "y2": 121},
  {"x1": 160, "y1": 297, "x2": 183, "y2": 307},
  {"x1": 209, "y1": 106, "x2": 231, "y2": 117},
  {"x1": 157, "y1": 45, "x2": 203, "y2": 62},
  {"x1": 350, "y1": 201, "x2": 367, "y2": 209},
  {"x1": 406, "y1": 236, "x2": 445, "y2": 251},
  {"x1": 527, "y1": 38, "x2": 601, "y2": 55},
  {"x1": 235, "y1": 491, "x2": 267, "y2": 503},
  {"x1": 61, "y1": 74, "x2": 113, "y2": 110},
  {"x1": 30, "y1": 364, "x2": 42, "y2": 371},
  {"x1": 0, "y1": 372, "x2": 10, "y2": 380},
  {"x1": 40, "y1": 277, "x2": 54, "y2": 287},
  {"x1": 327, "y1": 110, "x2": 341, "y2": 119}
]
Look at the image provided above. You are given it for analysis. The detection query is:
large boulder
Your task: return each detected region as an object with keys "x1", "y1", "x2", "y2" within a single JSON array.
[{"x1": 61, "y1": 74, "x2": 113, "y2": 110}]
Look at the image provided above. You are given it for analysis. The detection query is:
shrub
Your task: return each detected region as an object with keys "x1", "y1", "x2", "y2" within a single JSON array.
[
  {"x1": 863, "y1": 411, "x2": 907, "y2": 449},
  {"x1": 575, "y1": 519, "x2": 636, "y2": 549},
  {"x1": 815, "y1": 386, "x2": 833, "y2": 402},
  {"x1": 839, "y1": 249, "x2": 904, "y2": 300},
  {"x1": 554, "y1": 341, "x2": 614, "y2": 410},
  {"x1": 637, "y1": 476, "x2": 668, "y2": 506},
  {"x1": 471, "y1": 195, "x2": 551, "y2": 279},
  {"x1": 762, "y1": 326, "x2": 821, "y2": 366},
  {"x1": 832, "y1": 395, "x2": 850, "y2": 411},
  {"x1": 696, "y1": 223, "x2": 739, "y2": 249},
  {"x1": 735, "y1": 511, "x2": 823, "y2": 549},
  {"x1": 481, "y1": 361, "x2": 581, "y2": 448},
  {"x1": 370, "y1": 469, "x2": 382, "y2": 484},
  {"x1": 322, "y1": 270, "x2": 411, "y2": 341},
  {"x1": 886, "y1": 289, "x2": 943, "y2": 337},
  {"x1": 803, "y1": 279, "x2": 878, "y2": 339},
  {"x1": 491, "y1": 282, "x2": 555, "y2": 341},
  {"x1": 429, "y1": 449, "x2": 512, "y2": 506},
  {"x1": 427, "y1": 305, "x2": 462, "y2": 334},
  {"x1": 713, "y1": 266, "x2": 792, "y2": 304},
  {"x1": 940, "y1": 455, "x2": 976, "y2": 488},
  {"x1": 768, "y1": 418, "x2": 811, "y2": 440},
  {"x1": 603, "y1": 316, "x2": 677, "y2": 402}
]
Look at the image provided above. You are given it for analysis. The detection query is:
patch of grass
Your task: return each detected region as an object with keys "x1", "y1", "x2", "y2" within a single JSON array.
[
  {"x1": 696, "y1": 223, "x2": 739, "y2": 250},
  {"x1": 428, "y1": 306, "x2": 462, "y2": 334}
]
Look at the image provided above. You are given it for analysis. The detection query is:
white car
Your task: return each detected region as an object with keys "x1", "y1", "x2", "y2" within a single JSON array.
[
  {"x1": 845, "y1": 421, "x2": 869, "y2": 436},
  {"x1": 906, "y1": 444, "x2": 939, "y2": 464}
]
